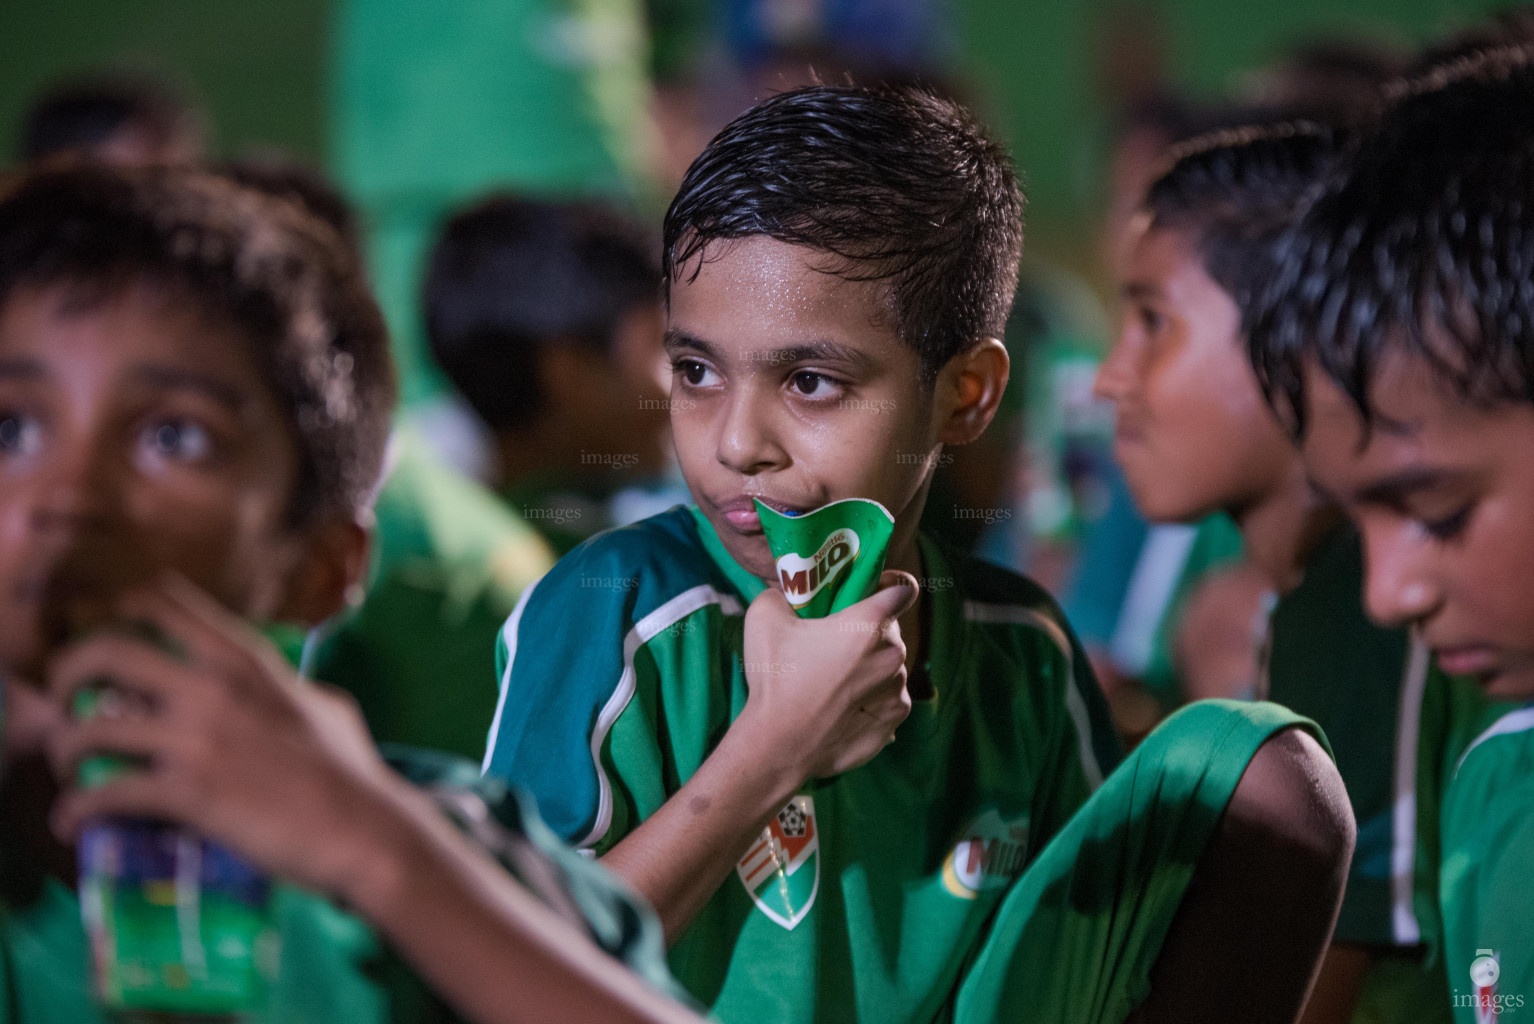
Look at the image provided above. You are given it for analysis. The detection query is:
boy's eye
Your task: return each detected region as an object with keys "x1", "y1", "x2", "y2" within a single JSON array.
[
  {"x1": 0, "y1": 412, "x2": 42, "y2": 457},
  {"x1": 1139, "y1": 306, "x2": 1166, "y2": 336},
  {"x1": 138, "y1": 419, "x2": 214, "y2": 464},
  {"x1": 674, "y1": 358, "x2": 720, "y2": 388},
  {"x1": 789, "y1": 371, "x2": 839, "y2": 398},
  {"x1": 1421, "y1": 505, "x2": 1472, "y2": 542}
]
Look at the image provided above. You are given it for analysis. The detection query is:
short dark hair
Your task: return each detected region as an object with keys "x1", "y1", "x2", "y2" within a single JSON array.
[
  {"x1": 662, "y1": 84, "x2": 1024, "y2": 385},
  {"x1": 216, "y1": 154, "x2": 362, "y2": 259},
  {"x1": 1144, "y1": 121, "x2": 1345, "y2": 338},
  {"x1": 0, "y1": 163, "x2": 396, "y2": 524},
  {"x1": 1247, "y1": 49, "x2": 1534, "y2": 437},
  {"x1": 19, "y1": 73, "x2": 202, "y2": 163},
  {"x1": 425, "y1": 195, "x2": 658, "y2": 432}
]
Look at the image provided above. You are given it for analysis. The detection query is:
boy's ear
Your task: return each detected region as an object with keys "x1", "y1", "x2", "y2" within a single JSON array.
[
  {"x1": 935, "y1": 337, "x2": 1010, "y2": 446},
  {"x1": 274, "y1": 517, "x2": 372, "y2": 628}
]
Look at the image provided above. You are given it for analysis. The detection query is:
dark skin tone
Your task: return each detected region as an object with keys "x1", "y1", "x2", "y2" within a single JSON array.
[
  {"x1": 603, "y1": 236, "x2": 1010, "y2": 942},
  {"x1": 601, "y1": 235, "x2": 1352, "y2": 1024},
  {"x1": 0, "y1": 282, "x2": 700, "y2": 1024},
  {"x1": 1098, "y1": 223, "x2": 1362, "y2": 1022}
]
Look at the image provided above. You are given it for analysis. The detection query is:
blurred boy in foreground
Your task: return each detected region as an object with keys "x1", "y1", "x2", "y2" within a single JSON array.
[{"x1": 0, "y1": 163, "x2": 693, "y2": 1024}]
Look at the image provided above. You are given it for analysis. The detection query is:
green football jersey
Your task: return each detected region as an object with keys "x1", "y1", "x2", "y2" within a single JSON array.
[
  {"x1": 484, "y1": 505, "x2": 1121, "y2": 1022},
  {"x1": 1265, "y1": 526, "x2": 1446, "y2": 950},
  {"x1": 1439, "y1": 702, "x2": 1534, "y2": 1022},
  {"x1": 0, "y1": 747, "x2": 679, "y2": 1024},
  {"x1": 312, "y1": 432, "x2": 555, "y2": 760}
]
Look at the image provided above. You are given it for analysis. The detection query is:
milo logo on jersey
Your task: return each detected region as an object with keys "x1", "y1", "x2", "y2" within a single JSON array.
[
  {"x1": 941, "y1": 809, "x2": 1030, "y2": 899},
  {"x1": 776, "y1": 529, "x2": 860, "y2": 611},
  {"x1": 736, "y1": 796, "x2": 820, "y2": 930}
]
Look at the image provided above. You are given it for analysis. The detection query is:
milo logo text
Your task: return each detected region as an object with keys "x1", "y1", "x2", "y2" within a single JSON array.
[{"x1": 776, "y1": 528, "x2": 861, "y2": 608}]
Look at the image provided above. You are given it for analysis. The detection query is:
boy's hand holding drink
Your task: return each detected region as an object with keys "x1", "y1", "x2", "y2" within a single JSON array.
[
  {"x1": 46, "y1": 576, "x2": 411, "y2": 1020},
  {"x1": 738, "y1": 499, "x2": 919, "y2": 781}
]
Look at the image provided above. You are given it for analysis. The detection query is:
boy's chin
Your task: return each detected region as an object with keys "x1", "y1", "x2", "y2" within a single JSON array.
[
  {"x1": 712, "y1": 526, "x2": 777, "y2": 582},
  {"x1": 1478, "y1": 664, "x2": 1534, "y2": 702}
]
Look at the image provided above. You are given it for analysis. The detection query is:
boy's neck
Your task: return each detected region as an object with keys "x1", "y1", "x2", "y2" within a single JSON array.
[
  {"x1": 885, "y1": 520, "x2": 931, "y2": 697},
  {"x1": 1230, "y1": 461, "x2": 1341, "y2": 595}
]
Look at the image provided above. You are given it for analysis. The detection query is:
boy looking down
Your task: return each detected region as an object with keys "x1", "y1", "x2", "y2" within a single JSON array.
[
  {"x1": 1247, "y1": 49, "x2": 1534, "y2": 1021},
  {"x1": 0, "y1": 163, "x2": 693, "y2": 1024},
  {"x1": 1095, "y1": 122, "x2": 1460, "y2": 1023},
  {"x1": 484, "y1": 84, "x2": 1355, "y2": 1024}
]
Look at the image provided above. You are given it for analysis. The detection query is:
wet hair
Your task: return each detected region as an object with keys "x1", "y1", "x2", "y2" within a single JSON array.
[
  {"x1": 424, "y1": 195, "x2": 659, "y2": 433},
  {"x1": 0, "y1": 163, "x2": 396, "y2": 524},
  {"x1": 19, "y1": 72, "x2": 202, "y2": 163},
  {"x1": 1247, "y1": 48, "x2": 1534, "y2": 437},
  {"x1": 1143, "y1": 120, "x2": 1346, "y2": 338},
  {"x1": 662, "y1": 84, "x2": 1025, "y2": 386}
]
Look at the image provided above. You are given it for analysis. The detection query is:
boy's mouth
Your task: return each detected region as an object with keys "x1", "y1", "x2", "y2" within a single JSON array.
[{"x1": 711, "y1": 495, "x2": 808, "y2": 533}]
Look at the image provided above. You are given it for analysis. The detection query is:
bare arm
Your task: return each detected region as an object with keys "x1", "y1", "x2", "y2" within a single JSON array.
[
  {"x1": 599, "y1": 573, "x2": 919, "y2": 942},
  {"x1": 45, "y1": 578, "x2": 703, "y2": 1024}
]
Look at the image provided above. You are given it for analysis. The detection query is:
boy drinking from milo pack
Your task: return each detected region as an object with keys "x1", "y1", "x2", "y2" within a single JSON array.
[
  {"x1": 1247, "y1": 49, "x2": 1534, "y2": 1022},
  {"x1": 0, "y1": 163, "x2": 695, "y2": 1024},
  {"x1": 483, "y1": 84, "x2": 1356, "y2": 1024},
  {"x1": 1096, "y1": 123, "x2": 1462, "y2": 1023}
]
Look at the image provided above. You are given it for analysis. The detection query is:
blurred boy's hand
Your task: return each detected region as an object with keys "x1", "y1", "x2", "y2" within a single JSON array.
[
  {"x1": 739, "y1": 570, "x2": 919, "y2": 781},
  {"x1": 43, "y1": 574, "x2": 410, "y2": 904}
]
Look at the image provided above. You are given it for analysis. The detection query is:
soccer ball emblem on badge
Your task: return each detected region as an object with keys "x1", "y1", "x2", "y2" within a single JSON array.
[
  {"x1": 1471, "y1": 950, "x2": 1500, "y2": 989},
  {"x1": 735, "y1": 795, "x2": 820, "y2": 930}
]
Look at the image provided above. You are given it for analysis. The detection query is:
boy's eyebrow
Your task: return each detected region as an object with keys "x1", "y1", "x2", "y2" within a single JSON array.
[
  {"x1": 0, "y1": 357, "x2": 45, "y2": 381},
  {"x1": 664, "y1": 328, "x2": 713, "y2": 356},
  {"x1": 1354, "y1": 465, "x2": 1463, "y2": 505},
  {"x1": 662, "y1": 329, "x2": 874, "y2": 370},
  {"x1": 1122, "y1": 281, "x2": 1162, "y2": 301},
  {"x1": 133, "y1": 365, "x2": 249, "y2": 411}
]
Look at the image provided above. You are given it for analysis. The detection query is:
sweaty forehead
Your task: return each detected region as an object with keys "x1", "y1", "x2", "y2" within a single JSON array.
[{"x1": 668, "y1": 236, "x2": 901, "y2": 353}]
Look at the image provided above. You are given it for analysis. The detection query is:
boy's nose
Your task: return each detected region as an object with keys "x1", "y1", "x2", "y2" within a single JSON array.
[
  {"x1": 1093, "y1": 336, "x2": 1136, "y2": 403},
  {"x1": 715, "y1": 390, "x2": 785, "y2": 474},
  {"x1": 1360, "y1": 526, "x2": 1441, "y2": 628},
  {"x1": 29, "y1": 438, "x2": 115, "y2": 530}
]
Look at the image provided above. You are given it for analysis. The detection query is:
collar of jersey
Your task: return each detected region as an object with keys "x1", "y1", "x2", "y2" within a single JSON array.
[
  {"x1": 685, "y1": 504, "x2": 961, "y2": 705},
  {"x1": 687, "y1": 505, "x2": 770, "y2": 603}
]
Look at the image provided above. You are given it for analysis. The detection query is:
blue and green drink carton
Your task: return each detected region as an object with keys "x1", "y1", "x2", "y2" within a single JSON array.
[
  {"x1": 74, "y1": 670, "x2": 277, "y2": 1020},
  {"x1": 754, "y1": 498, "x2": 896, "y2": 618}
]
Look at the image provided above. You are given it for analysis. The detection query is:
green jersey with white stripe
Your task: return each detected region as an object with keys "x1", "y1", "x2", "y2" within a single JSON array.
[
  {"x1": 1264, "y1": 526, "x2": 1443, "y2": 951},
  {"x1": 484, "y1": 505, "x2": 1120, "y2": 1023},
  {"x1": 1439, "y1": 701, "x2": 1534, "y2": 1022}
]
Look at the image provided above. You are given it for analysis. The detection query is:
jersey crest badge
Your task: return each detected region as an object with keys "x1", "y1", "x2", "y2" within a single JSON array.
[
  {"x1": 737, "y1": 795, "x2": 820, "y2": 929},
  {"x1": 941, "y1": 809, "x2": 1030, "y2": 899}
]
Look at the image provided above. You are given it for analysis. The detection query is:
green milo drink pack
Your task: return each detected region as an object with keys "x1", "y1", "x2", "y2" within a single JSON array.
[
  {"x1": 72, "y1": 624, "x2": 280, "y2": 1022},
  {"x1": 754, "y1": 498, "x2": 896, "y2": 618}
]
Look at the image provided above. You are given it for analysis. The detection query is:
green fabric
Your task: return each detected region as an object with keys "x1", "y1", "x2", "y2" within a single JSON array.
[
  {"x1": 1265, "y1": 526, "x2": 1430, "y2": 948},
  {"x1": 313, "y1": 433, "x2": 554, "y2": 760},
  {"x1": 954, "y1": 699, "x2": 1323, "y2": 1024},
  {"x1": 1141, "y1": 513, "x2": 1246, "y2": 707},
  {"x1": 1438, "y1": 701, "x2": 1534, "y2": 1021},
  {"x1": 329, "y1": 0, "x2": 658, "y2": 405},
  {"x1": 1349, "y1": 948, "x2": 1453, "y2": 1024},
  {"x1": 490, "y1": 504, "x2": 1240, "y2": 1022},
  {"x1": 0, "y1": 746, "x2": 680, "y2": 1024}
]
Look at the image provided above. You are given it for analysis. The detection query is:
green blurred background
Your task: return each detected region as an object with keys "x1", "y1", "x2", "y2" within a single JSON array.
[{"x1": 1, "y1": 0, "x2": 1513, "y2": 274}]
